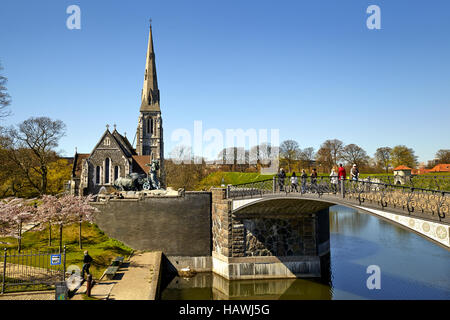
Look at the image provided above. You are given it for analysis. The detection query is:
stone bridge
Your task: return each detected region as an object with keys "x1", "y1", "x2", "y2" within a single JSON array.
[{"x1": 211, "y1": 177, "x2": 450, "y2": 280}]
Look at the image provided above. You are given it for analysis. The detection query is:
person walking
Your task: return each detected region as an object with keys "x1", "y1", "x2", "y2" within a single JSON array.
[
  {"x1": 338, "y1": 164, "x2": 346, "y2": 181},
  {"x1": 338, "y1": 163, "x2": 347, "y2": 194},
  {"x1": 351, "y1": 164, "x2": 359, "y2": 181},
  {"x1": 278, "y1": 168, "x2": 286, "y2": 192},
  {"x1": 291, "y1": 172, "x2": 299, "y2": 192},
  {"x1": 330, "y1": 167, "x2": 338, "y2": 193},
  {"x1": 310, "y1": 168, "x2": 318, "y2": 193},
  {"x1": 81, "y1": 250, "x2": 93, "y2": 279},
  {"x1": 301, "y1": 169, "x2": 308, "y2": 194}
]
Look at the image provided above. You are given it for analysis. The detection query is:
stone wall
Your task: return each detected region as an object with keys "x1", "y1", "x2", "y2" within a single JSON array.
[
  {"x1": 243, "y1": 216, "x2": 317, "y2": 257},
  {"x1": 211, "y1": 188, "x2": 232, "y2": 257},
  {"x1": 92, "y1": 191, "x2": 211, "y2": 256}
]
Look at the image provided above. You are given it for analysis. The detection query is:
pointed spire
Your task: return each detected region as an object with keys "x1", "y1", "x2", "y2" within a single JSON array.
[{"x1": 140, "y1": 21, "x2": 160, "y2": 112}]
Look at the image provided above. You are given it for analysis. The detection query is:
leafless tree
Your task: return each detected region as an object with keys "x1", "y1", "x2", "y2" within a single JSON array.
[
  {"x1": 0, "y1": 61, "x2": 11, "y2": 119},
  {"x1": 6, "y1": 117, "x2": 66, "y2": 195},
  {"x1": 375, "y1": 147, "x2": 392, "y2": 173},
  {"x1": 435, "y1": 149, "x2": 450, "y2": 164},
  {"x1": 298, "y1": 147, "x2": 315, "y2": 171},
  {"x1": 279, "y1": 140, "x2": 300, "y2": 173},
  {"x1": 341, "y1": 144, "x2": 370, "y2": 167}
]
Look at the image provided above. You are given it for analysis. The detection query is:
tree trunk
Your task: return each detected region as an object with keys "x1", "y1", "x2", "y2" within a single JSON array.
[
  {"x1": 79, "y1": 219, "x2": 82, "y2": 249},
  {"x1": 48, "y1": 222, "x2": 52, "y2": 246},
  {"x1": 17, "y1": 221, "x2": 22, "y2": 253},
  {"x1": 41, "y1": 166, "x2": 48, "y2": 195}
]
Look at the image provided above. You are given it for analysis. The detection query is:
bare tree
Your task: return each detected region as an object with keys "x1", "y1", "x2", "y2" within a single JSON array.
[
  {"x1": 0, "y1": 61, "x2": 11, "y2": 119},
  {"x1": 322, "y1": 139, "x2": 344, "y2": 167},
  {"x1": 435, "y1": 149, "x2": 450, "y2": 164},
  {"x1": 249, "y1": 143, "x2": 277, "y2": 167},
  {"x1": 6, "y1": 117, "x2": 66, "y2": 195},
  {"x1": 375, "y1": 147, "x2": 392, "y2": 173},
  {"x1": 298, "y1": 147, "x2": 315, "y2": 171},
  {"x1": 341, "y1": 144, "x2": 370, "y2": 167},
  {"x1": 279, "y1": 140, "x2": 300, "y2": 173},
  {"x1": 315, "y1": 139, "x2": 344, "y2": 172}
]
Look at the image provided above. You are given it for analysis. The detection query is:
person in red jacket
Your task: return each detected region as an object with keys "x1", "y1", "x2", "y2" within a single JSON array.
[{"x1": 338, "y1": 164, "x2": 346, "y2": 180}]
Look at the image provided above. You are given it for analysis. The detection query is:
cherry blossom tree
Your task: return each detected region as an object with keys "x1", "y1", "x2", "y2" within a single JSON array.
[
  {"x1": 0, "y1": 198, "x2": 36, "y2": 252},
  {"x1": 38, "y1": 194, "x2": 95, "y2": 251}
]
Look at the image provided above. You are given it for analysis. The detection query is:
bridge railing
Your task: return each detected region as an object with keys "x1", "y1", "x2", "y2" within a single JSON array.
[
  {"x1": 363, "y1": 175, "x2": 450, "y2": 191},
  {"x1": 227, "y1": 176, "x2": 450, "y2": 223}
]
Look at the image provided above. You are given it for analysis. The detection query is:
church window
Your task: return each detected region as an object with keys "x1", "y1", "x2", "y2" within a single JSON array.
[
  {"x1": 105, "y1": 158, "x2": 110, "y2": 184},
  {"x1": 95, "y1": 166, "x2": 101, "y2": 184},
  {"x1": 147, "y1": 118, "x2": 153, "y2": 135},
  {"x1": 114, "y1": 166, "x2": 119, "y2": 181},
  {"x1": 104, "y1": 138, "x2": 110, "y2": 146}
]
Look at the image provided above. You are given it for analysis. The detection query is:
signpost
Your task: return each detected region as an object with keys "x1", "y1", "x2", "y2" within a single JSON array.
[{"x1": 51, "y1": 254, "x2": 61, "y2": 266}]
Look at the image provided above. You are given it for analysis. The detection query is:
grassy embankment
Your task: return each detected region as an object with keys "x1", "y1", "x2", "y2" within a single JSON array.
[{"x1": 0, "y1": 223, "x2": 133, "y2": 280}]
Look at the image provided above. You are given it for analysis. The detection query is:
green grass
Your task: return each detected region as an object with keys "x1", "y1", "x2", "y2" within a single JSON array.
[
  {"x1": 196, "y1": 172, "x2": 274, "y2": 189},
  {"x1": 0, "y1": 223, "x2": 133, "y2": 280}
]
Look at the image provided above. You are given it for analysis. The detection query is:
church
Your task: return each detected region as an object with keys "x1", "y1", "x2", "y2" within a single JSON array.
[{"x1": 70, "y1": 24, "x2": 164, "y2": 195}]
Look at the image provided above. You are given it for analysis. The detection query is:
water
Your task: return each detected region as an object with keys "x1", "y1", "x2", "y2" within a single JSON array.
[{"x1": 161, "y1": 206, "x2": 450, "y2": 300}]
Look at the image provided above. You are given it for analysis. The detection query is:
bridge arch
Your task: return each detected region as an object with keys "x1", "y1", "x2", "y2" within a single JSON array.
[{"x1": 230, "y1": 195, "x2": 450, "y2": 249}]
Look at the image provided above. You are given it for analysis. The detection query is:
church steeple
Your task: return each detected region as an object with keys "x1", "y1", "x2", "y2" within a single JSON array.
[
  {"x1": 141, "y1": 22, "x2": 160, "y2": 112},
  {"x1": 136, "y1": 21, "x2": 164, "y2": 186}
]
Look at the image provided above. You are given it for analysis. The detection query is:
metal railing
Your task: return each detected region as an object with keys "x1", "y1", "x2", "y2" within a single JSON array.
[
  {"x1": 1, "y1": 247, "x2": 66, "y2": 294},
  {"x1": 227, "y1": 176, "x2": 450, "y2": 223}
]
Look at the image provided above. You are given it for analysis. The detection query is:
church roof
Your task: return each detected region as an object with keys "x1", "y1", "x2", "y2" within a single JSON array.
[
  {"x1": 112, "y1": 129, "x2": 136, "y2": 157},
  {"x1": 132, "y1": 155, "x2": 150, "y2": 174},
  {"x1": 72, "y1": 153, "x2": 90, "y2": 178}
]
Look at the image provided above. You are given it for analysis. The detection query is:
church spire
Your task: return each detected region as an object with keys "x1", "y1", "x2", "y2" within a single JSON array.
[{"x1": 140, "y1": 21, "x2": 160, "y2": 111}]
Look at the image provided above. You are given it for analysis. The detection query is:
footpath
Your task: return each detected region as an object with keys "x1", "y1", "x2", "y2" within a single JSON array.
[{"x1": 72, "y1": 251, "x2": 162, "y2": 300}]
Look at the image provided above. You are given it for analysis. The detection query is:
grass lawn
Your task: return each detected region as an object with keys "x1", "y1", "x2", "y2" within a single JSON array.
[
  {"x1": 0, "y1": 223, "x2": 133, "y2": 280},
  {"x1": 196, "y1": 172, "x2": 273, "y2": 189}
]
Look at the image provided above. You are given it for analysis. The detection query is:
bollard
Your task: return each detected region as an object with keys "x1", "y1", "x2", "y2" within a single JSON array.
[{"x1": 86, "y1": 274, "x2": 93, "y2": 297}]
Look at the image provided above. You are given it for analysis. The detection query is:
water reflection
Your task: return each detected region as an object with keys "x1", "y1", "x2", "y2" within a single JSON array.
[{"x1": 161, "y1": 205, "x2": 450, "y2": 300}]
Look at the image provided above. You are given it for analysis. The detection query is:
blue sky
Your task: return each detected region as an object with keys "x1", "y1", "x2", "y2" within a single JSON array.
[{"x1": 0, "y1": 0, "x2": 449, "y2": 163}]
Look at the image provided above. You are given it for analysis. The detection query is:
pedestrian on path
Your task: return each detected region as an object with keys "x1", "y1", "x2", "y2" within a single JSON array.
[
  {"x1": 351, "y1": 164, "x2": 359, "y2": 181},
  {"x1": 278, "y1": 168, "x2": 286, "y2": 192},
  {"x1": 291, "y1": 172, "x2": 299, "y2": 192},
  {"x1": 301, "y1": 169, "x2": 308, "y2": 193},
  {"x1": 310, "y1": 168, "x2": 318, "y2": 193},
  {"x1": 330, "y1": 167, "x2": 338, "y2": 193}
]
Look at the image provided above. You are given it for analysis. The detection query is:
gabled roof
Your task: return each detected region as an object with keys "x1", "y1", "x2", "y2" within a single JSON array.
[
  {"x1": 429, "y1": 164, "x2": 450, "y2": 172},
  {"x1": 72, "y1": 153, "x2": 90, "y2": 178},
  {"x1": 393, "y1": 165, "x2": 412, "y2": 171},
  {"x1": 112, "y1": 129, "x2": 136, "y2": 157},
  {"x1": 89, "y1": 128, "x2": 134, "y2": 162}
]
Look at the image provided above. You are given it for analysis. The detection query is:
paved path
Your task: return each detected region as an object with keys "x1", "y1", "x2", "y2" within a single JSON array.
[
  {"x1": 71, "y1": 251, "x2": 162, "y2": 300},
  {"x1": 108, "y1": 251, "x2": 161, "y2": 300},
  {"x1": 0, "y1": 291, "x2": 54, "y2": 300}
]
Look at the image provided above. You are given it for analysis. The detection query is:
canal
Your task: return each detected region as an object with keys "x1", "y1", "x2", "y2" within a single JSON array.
[{"x1": 161, "y1": 205, "x2": 450, "y2": 300}]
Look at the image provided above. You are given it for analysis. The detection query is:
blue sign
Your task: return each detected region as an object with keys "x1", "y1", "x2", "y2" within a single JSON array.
[{"x1": 51, "y1": 254, "x2": 61, "y2": 266}]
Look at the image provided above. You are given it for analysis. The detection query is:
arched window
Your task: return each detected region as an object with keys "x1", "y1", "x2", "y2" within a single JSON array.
[
  {"x1": 105, "y1": 158, "x2": 110, "y2": 184},
  {"x1": 147, "y1": 118, "x2": 153, "y2": 135},
  {"x1": 96, "y1": 166, "x2": 101, "y2": 184},
  {"x1": 114, "y1": 166, "x2": 119, "y2": 181}
]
